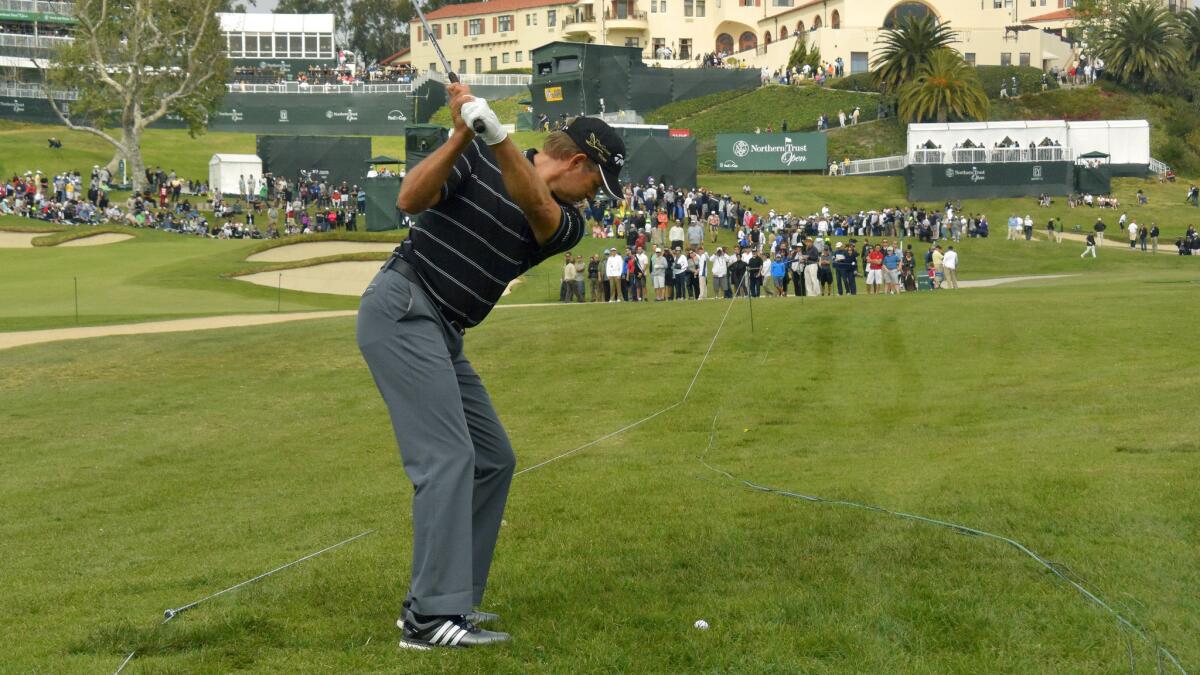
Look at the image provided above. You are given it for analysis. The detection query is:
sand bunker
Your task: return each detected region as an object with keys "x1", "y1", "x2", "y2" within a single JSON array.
[
  {"x1": 56, "y1": 233, "x2": 134, "y2": 247},
  {"x1": 957, "y1": 274, "x2": 1076, "y2": 288},
  {"x1": 238, "y1": 261, "x2": 523, "y2": 297},
  {"x1": 246, "y1": 241, "x2": 399, "y2": 262},
  {"x1": 0, "y1": 231, "x2": 50, "y2": 248}
]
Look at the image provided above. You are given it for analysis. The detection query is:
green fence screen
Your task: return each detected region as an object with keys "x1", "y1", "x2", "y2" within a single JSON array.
[{"x1": 907, "y1": 161, "x2": 1074, "y2": 200}]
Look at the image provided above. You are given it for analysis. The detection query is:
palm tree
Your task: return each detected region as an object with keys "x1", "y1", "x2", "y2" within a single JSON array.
[
  {"x1": 1098, "y1": 0, "x2": 1183, "y2": 89},
  {"x1": 897, "y1": 49, "x2": 990, "y2": 123},
  {"x1": 1179, "y1": 8, "x2": 1200, "y2": 70},
  {"x1": 871, "y1": 14, "x2": 957, "y2": 94}
]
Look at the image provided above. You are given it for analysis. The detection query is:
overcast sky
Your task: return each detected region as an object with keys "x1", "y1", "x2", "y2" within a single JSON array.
[{"x1": 247, "y1": 0, "x2": 280, "y2": 12}]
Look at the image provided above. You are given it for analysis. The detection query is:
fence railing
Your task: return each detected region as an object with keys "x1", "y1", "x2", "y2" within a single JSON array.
[
  {"x1": 838, "y1": 155, "x2": 907, "y2": 176},
  {"x1": 0, "y1": 34, "x2": 73, "y2": 49},
  {"x1": 0, "y1": 0, "x2": 73, "y2": 14},
  {"x1": 1149, "y1": 157, "x2": 1170, "y2": 176},
  {"x1": 0, "y1": 80, "x2": 76, "y2": 99},
  {"x1": 224, "y1": 82, "x2": 413, "y2": 94},
  {"x1": 456, "y1": 73, "x2": 531, "y2": 86},
  {"x1": 911, "y1": 146, "x2": 1072, "y2": 164}
]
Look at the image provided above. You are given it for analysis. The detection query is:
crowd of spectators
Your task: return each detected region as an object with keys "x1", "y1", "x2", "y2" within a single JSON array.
[{"x1": 555, "y1": 181, "x2": 979, "y2": 303}]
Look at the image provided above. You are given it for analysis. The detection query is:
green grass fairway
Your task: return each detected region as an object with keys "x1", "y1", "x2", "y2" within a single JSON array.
[{"x1": 2, "y1": 264, "x2": 1198, "y2": 673}]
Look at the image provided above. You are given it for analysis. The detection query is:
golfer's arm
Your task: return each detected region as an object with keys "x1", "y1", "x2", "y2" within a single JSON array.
[
  {"x1": 397, "y1": 132, "x2": 473, "y2": 214},
  {"x1": 490, "y1": 138, "x2": 561, "y2": 245}
]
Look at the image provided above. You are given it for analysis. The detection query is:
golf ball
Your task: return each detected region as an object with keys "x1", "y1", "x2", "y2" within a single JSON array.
[{"x1": 694, "y1": 619, "x2": 709, "y2": 630}]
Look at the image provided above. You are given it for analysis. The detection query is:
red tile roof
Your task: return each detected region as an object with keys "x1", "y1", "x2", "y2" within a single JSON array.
[
  {"x1": 413, "y1": 0, "x2": 573, "y2": 22},
  {"x1": 1024, "y1": 8, "x2": 1075, "y2": 23},
  {"x1": 381, "y1": 47, "x2": 410, "y2": 65}
]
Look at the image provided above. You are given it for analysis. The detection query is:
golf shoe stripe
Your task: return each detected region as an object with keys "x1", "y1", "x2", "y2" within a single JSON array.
[
  {"x1": 430, "y1": 622, "x2": 453, "y2": 643},
  {"x1": 442, "y1": 627, "x2": 463, "y2": 646},
  {"x1": 449, "y1": 627, "x2": 467, "y2": 646}
]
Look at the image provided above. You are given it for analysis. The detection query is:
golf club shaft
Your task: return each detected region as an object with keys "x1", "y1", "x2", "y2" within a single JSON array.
[{"x1": 412, "y1": 0, "x2": 486, "y2": 134}]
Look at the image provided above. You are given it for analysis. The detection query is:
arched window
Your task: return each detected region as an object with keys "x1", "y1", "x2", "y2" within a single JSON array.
[
  {"x1": 883, "y1": 2, "x2": 935, "y2": 29},
  {"x1": 812, "y1": 15, "x2": 822, "y2": 29},
  {"x1": 715, "y1": 33, "x2": 733, "y2": 54},
  {"x1": 796, "y1": 20, "x2": 805, "y2": 33},
  {"x1": 764, "y1": 30, "x2": 772, "y2": 45},
  {"x1": 739, "y1": 31, "x2": 757, "y2": 51},
  {"x1": 780, "y1": 26, "x2": 788, "y2": 40},
  {"x1": 831, "y1": 9, "x2": 840, "y2": 29}
]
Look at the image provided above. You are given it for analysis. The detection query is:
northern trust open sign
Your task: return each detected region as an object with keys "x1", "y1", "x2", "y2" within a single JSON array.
[{"x1": 715, "y1": 133, "x2": 827, "y2": 172}]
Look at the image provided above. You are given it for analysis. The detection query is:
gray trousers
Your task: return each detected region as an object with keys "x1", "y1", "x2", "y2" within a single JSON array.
[{"x1": 356, "y1": 263, "x2": 515, "y2": 616}]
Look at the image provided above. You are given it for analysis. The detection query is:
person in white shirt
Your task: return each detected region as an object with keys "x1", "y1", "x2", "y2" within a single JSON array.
[
  {"x1": 605, "y1": 249, "x2": 625, "y2": 302},
  {"x1": 668, "y1": 222, "x2": 685, "y2": 250},
  {"x1": 636, "y1": 247, "x2": 650, "y2": 299},
  {"x1": 696, "y1": 246, "x2": 710, "y2": 299},
  {"x1": 942, "y1": 246, "x2": 959, "y2": 289},
  {"x1": 1128, "y1": 220, "x2": 1139, "y2": 249},
  {"x1": 711, "y1": 247, "x2": 730, "y2": 298}
]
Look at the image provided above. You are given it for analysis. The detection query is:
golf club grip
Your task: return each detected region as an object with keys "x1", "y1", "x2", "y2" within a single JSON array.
[{"x1": 447, "y1": 71, "x2": 489, "y2": 135}]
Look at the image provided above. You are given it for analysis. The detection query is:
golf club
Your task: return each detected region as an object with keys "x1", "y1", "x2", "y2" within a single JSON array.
[{"x1": 411, "y1": 0, "x2": 487, "y2": 135}]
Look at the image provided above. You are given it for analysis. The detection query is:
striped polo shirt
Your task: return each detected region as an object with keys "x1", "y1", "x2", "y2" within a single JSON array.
[{"x1": 408, "y1": 138, "x2": 584, "y2": 328}]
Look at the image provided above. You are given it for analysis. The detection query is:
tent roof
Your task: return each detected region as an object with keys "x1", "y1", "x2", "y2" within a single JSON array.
[
  {"x1": 368, "y1": 155, "x2": 402, "y2": 164},
  {"x1": 209, "y1": 154, "x2": 262, "y2": 163},
  {"x1": 1078, "y1": 151, "x2": 1111, "y2": 158},
  {"x1": 217, "y1": 13, "x2": 334, "y2": 34}
]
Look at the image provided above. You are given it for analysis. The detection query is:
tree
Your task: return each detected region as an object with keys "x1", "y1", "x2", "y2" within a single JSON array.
[
  {"x1": 871, "y1": 14, "x2": 957, "y2": 95},
  {"x1": 347, "y1": 0, "x2": 412, "y2": 61},
  {"x1": 786, "y1": 31, "x2": 820, "y2": 73},
  {"x1": 1179, "y1": 8, "x2": 1200, "y2": 70},
  {"x1": 897, "y1": 48, "x2": 989, "y2": 123},
  {"x1": 1097, "y1": 0, "x2": 1183, "y2": 90},
  {"x1": 40, "y1": 0, "x2": 227, "y2": 191}
]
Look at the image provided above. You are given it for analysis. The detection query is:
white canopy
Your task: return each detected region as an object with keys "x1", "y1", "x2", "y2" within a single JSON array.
[
  {"x1": 908, "y1": 120, "x2": 1150, "y2": 165},
  {"x1": 208, "y1": 154, "x2": 263, "y2": 197},
  {"x1": 217, "y1": 13, "x2": 335, "y2": 34}
]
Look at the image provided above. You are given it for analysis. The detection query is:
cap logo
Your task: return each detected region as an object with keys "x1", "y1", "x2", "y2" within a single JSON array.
[
  {"x1": 613, "y1": 153, "x2": 625, "y2": 167},
  {"x1": 585, "y1": 132, "x2": 611, "y2": 164}
]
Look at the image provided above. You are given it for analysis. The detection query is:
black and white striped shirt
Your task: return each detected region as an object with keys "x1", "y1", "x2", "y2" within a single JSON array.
[{"x1": 409, "y1": 138, "x2": 584, "y2": 328}]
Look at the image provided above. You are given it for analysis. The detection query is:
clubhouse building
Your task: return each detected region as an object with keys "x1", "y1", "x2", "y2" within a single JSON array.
[{"x1": 408, "y1": 0, "x2": 1195, "y2": 75}]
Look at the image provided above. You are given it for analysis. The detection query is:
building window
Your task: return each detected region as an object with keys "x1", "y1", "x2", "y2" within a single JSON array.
[
  {"x1": 548, "y1": 9, "x2": 557, "y2": 26},
  {"x1": 1019, "y1": 52, "x2": 1031, "y2": 67},
  {"x1": 1001, "y1": 52, "x2": 1012, "y2": 66},
  {"x1": 490, "y1": 55, "x2": 498, "y2": 70},
  {"x1": 468, "y1": 19, "x2": 483, "y2": 35},
  {"x1": 475, "y1": 57, "x2": 483, "y2": 72},
  {"x1": 459, "y1": 59, "x2": 467, "y2": 72},
  {"x1": 653, "y1": 37, "x2": 666, "y2": 54},
  {"x1": 503, "y1": 52, "x2": 510, "y2": 63},
  {"x1": 884, "y1": 1, "x2": 935, "y2": 28},
  {"x1": 680, "y1": 38, "x2": 692, "y2": 58},
  {"x1": 683, "y1": 0, "x2": 693, "y2": 16},
  {"x1": 516, "y1": 50, "x2": 523, "y2": 62},
  {"x1": 304, "y1": 35, "x2": 317, "y2": 56},
  {"x1": 498, "y1": 15, "x2": 513, "y2": 31},
  {"x1": 695, "y1": 0, "x2": 705, "y2": 16},
  {"x1": 659, "y1": 0, "x2": 666, "y2": 11},
  {"x1": 965, "y1": 52, "x2": 976, "y2": 65},
  {"x1": 228, "y1": 35, "x2": 243, "y2": 55},
  {"x1": 625, "y1": 37, "x2": 640, "y2": 47},
  {"x1": 772, "y1": 0, "x2": 793, "y2": 5},
  {"x1": 831, "y1": 9, "x2": 840, "y2": 28}
]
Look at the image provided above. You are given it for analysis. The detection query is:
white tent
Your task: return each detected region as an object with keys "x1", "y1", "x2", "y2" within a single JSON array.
[
  {"x1": 907, "y1": 120, "x2": 1150, "y2": 166},
  {"x1": 209, "y1": 154, "x2": 263, "y2": 197}
]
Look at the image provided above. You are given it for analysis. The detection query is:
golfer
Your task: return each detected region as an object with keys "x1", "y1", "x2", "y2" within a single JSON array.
[{"x1": 356, "y1": 83, "x2": 626, "y2": 650}]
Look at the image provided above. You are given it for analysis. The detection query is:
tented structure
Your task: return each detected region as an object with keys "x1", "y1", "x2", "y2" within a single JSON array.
[
  {"x1": 365, "y1": 176, "x2": 403, "y2": 231},
  {"x1": 208, "y1": 154, "x2": 263, "y2": 197},
  {"x1": 907, "y1": 120, "x2": 1150, "y2": 175},
  {"x1": 529, "y1": 42, "x2": 759, "y2": 120},
  {"x1": 256, "y1": 135, "x2": 370, "y2": 186}
]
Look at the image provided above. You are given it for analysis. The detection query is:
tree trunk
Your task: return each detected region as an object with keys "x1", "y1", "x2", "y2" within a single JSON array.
[
  {"x1": 104, "y1": 148, "x2": 122, "y2": 184},
  {"x1": 124, "y1": 126, "x2": 147, "y2": 193}
]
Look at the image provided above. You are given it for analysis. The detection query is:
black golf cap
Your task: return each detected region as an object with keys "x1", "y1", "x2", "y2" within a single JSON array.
[{"x1": 564, "y1": 116, "x2": 625, "y2": 200}]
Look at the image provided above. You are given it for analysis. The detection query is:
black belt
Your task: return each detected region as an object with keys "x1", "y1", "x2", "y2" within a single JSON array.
[{"x1": 383, "y1": 244, "x2": 466, "y2": 335}]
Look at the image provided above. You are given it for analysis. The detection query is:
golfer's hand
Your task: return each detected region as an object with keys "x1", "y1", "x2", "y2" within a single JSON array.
[
  {"x1": 461, "y1": 97, "x2": 507, "y2": 146},
  {"x1": 448, "y1": 82, "x2": 475, "y2": 136}
]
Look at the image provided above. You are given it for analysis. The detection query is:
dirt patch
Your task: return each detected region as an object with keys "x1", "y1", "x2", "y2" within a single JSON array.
[
  {"x1": 0, "y1": 311, "x2": 357, "y2": 351},
  {"x1": 56, "y1": 233, "x2": 135, "y2": 247},
  {"x1": 957, "y1": 274, "x2": 1077, "y2": 288},
  {"x1": 246, "y1": 242, "x2": 398, "y2": 262}
]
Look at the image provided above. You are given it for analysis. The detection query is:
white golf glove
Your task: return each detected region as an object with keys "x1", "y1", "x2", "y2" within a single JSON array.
[{"x1": 461, "y1": 97, "x2": 507, "y2": 146}]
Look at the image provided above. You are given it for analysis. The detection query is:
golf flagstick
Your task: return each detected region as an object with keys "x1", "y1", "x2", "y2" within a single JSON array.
[{"x1": 412, "y1": 0, "x2": 486, "y2": 135}]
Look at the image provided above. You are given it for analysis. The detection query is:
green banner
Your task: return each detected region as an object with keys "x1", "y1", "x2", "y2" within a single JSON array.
[
  {"x1": 0, "y1": 10, "x2": 76, "y2": 22},
  {"x1": 715, "y1": 133, "x2": 827, "y2": 172}
]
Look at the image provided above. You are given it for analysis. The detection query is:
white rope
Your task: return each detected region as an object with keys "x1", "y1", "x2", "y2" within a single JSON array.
[{"x1": 516, "y1": 293, "x2": 740, "y2": 478}]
